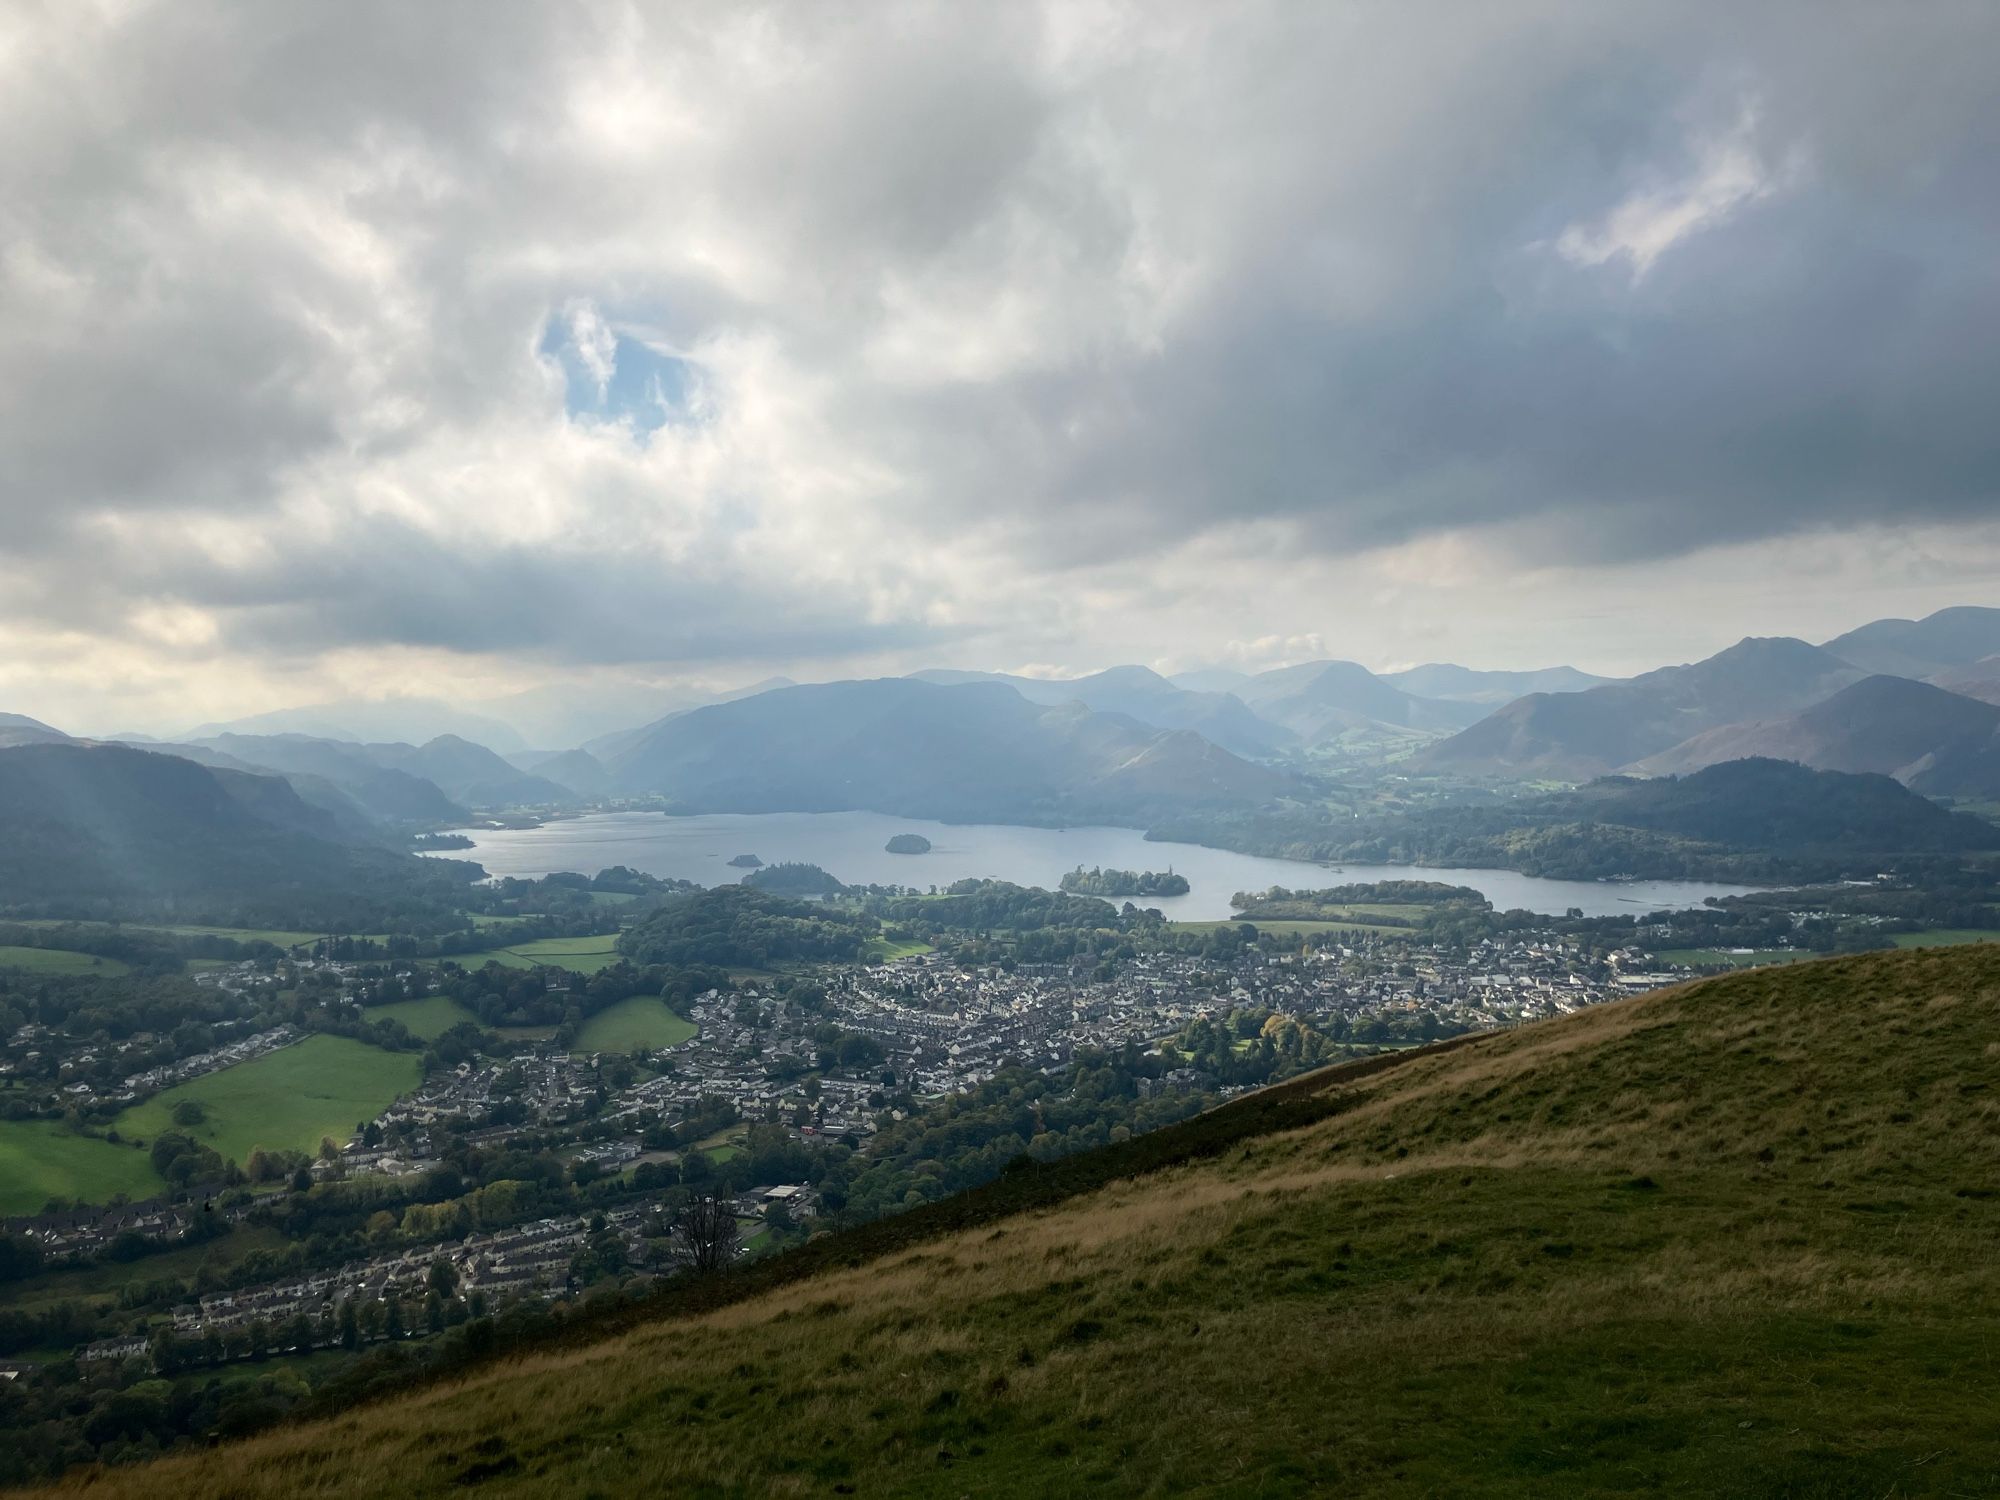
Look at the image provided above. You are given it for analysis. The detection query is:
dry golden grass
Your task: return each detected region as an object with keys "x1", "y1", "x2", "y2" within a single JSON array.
[{"x1": 28, "y1": 946, "x2": 2000, "y2": 1498}]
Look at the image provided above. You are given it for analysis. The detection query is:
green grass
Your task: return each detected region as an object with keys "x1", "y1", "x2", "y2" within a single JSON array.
[
  {"x1": 1889, "y1": 928, "x2": 2000, "y2": 948},
  {"x1": 49, "y1": 947, "x2": 2000, "y2": 1499},
  {"x1": 0, "y1": 1119, "x2": 163, "y2": 1215},
  {"x1": 0, "y1": 945, "x2": 130, "y2": 976},
  {"x1": 862, "y1": 937, "x2": 934, "y2": 962},
  {"x1": 573, "y1": 996, "x2": 697, "y2": 1053},
  {"x1": 442, "y1": 932, "x2": 627, "y2": 974},
  {"x1": 364, "y1": 995, "x2": 484, "y2": 1039},
  {"x1": 118, "y1": 1035, "x2": 422, "y2": 1166},
  {"x1": 1652, "y1": 947, "x2": 1811, "y2": 969}
]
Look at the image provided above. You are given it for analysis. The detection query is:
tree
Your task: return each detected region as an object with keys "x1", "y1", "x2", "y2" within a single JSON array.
[
  {"x1": 338, "y1": 1298, "x2": 360, "y2": 1351},
  {"x1": 673, "y1": 1194, "x2": 740, "y2": 1274}
]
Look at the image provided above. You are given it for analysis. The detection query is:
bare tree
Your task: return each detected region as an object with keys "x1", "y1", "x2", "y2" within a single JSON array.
[{"x1": 674, "y1": 1193, "x2": 741, "y2": 1274}]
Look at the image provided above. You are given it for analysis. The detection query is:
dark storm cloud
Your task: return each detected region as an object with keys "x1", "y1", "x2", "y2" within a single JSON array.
[{"x1": 0, "y1": 0, "x2": 1995, "y2": 670}]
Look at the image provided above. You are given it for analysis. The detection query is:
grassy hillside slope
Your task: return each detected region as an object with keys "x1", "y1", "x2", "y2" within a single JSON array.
[{"x1": 37, "y1": 946, "x2": 2000, "y2": 1497}]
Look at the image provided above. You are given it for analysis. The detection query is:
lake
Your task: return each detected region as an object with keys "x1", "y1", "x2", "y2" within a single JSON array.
[{"x1": 426, "y1": 810, "x2": 1761, "y2": 922}]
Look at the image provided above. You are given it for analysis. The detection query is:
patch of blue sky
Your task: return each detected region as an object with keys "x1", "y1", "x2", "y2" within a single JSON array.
[{"x1": 541, "y1": 304, "x2": 699, "y2": 439}]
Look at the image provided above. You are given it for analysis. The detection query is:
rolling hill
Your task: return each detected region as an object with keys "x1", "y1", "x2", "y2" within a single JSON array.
[
  {"x1": 909, "y1": 665, "x2": 1291, "y2": 757},
  {"x1": 188, "y1": 734, "x2": 471, "y2": 824},
  {"x1": 601, "y1": 677, "x2": 1293, "y2": 823},
  {"x1": 1417, "y1": 636, "x2": 1866, "y2": 778},
  {"x1": 0, "y1": 743, "x2": 479, "y2": 925},
  {"x1": 1821, "y1": 604, "x2": 2000, "y2": 679},
  {"x1": 1633, "y1": 675, "x2": 2000, "y2": 796},
  {"x1": 359, "y1": 734, "x2": 571, "y2": 808},
  {"x1": 1226, "y1": 659, "x2": 1487, "y2": 742},
  {"x1": 0, "y1": 711, "x2": 70, "y2": 748},
  {"x1": 53, "y1": 944, "x2": 2000, "y2": 1497},
  {"x1": 1378, "y1": 662, "x2": 1616, "y2": 703}
]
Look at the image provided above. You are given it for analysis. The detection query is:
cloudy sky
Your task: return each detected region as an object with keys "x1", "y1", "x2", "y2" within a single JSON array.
[{"x1": 4, "y1": 1, "x2": 1997, "y2": 737}]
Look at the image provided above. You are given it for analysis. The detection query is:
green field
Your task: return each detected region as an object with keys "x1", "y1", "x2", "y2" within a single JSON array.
[
  {"x1": 15, "y1": 919, "x2": 326, "y2": 948},
  {"x1": 0, "y1": 945, "x2": 130, "y2": 976},
  {"x1": 1890, "y1": 929, "x2": 2000, "y2": 948},
  {"x1": 573, "y1": 996, "x2": 697, "y2": 1053},
  {"x1": 862, "y1": 937, "x2": 934, "y2": 962},
  {"x1": 444, "y1": 933, "x2": 627, "y2": 974},
  {"x1": 118, "y1": 1035, "x2": 422, "y2": 1165},
  {"x1": 0, "y1": 1119, "x2": 163, "y2": 1215},
  {"x1": 364, "y1": 995, "x2": 483, "y2": 1039}
]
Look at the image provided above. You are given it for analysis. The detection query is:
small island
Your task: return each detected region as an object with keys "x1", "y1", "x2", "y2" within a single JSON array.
[
  {"x1": 885, "y1": 833, "x2": 932, "y2": 855},
  {"x1": 726, "y1": 853, "x2": 763, "y2": 868},
  {"x1": 1058, "y1": 866, "x2": 1191, "y2": 898}
]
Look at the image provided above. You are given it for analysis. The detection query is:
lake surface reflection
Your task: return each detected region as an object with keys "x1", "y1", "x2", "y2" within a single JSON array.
[{"x1": 427, "y1": 811, "x2": 1762, "y2": 922}]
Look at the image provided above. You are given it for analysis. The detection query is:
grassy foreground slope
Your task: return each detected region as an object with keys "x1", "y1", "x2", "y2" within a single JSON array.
[{"x1": 40, "y1": 946, "x2": 2000, "y2": 1498}]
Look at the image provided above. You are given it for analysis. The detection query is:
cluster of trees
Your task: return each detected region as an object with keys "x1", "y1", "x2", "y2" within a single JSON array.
[
  {"x1": 743, "y1": 862, "x2": 846, "y2": 896},
  {"x1": 870, "y1": 879, "x2": 1137, "y2": 935},
  {"x1": 618, "y1": 885, "x2": 877, "y2": 968},
  {"x1": 1058, "y1": 866, "x2": 1191, "y2": 898},
  {"x1": 826, "y1": 1048, "x2": 1211, "y2": 1221},
  {"x1": 1151, "y1": 760, "x2": 2000, "y2": 882}
]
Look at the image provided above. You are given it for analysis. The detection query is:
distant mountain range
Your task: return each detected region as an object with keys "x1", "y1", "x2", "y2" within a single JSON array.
[
  {"x1": 183, "y1": 695, "x2": 530, "y2": 754},
  {"x1": 8, "y1": 604, "x2": 2000, "y2": 854},
  {"x1": 1416, "y1": 637, "x2": 1866, "y2": 778},
  {"x1": 1376, "y1": 663, "x2": 1617, "y2": 704},
  {"x1": 599, "y1": 677, "x2": 1294, "y2": 823},
  {"x1": 1414, "y1": 607, "x2": 2000, "y2": 786}
]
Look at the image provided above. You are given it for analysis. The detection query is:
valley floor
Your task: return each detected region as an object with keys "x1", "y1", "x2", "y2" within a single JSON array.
[{"x1": 31, "y1": 946, "x2": 2000, "y2": 1497}]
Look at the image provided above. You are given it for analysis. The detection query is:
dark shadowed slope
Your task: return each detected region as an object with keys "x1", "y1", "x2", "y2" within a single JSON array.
[
  {"x1": 1634, "y1": 675, "x2": 2000, "y2": 795},
  {"x1": 190, "y1": 734, "x2": 470, "y2": 824},
  {"x1": 0, "y1": 743, "x2": 478, "y2": 925},
  {"x1": 47, "y1": 944, "x2": 2000, "y2": 1498}
]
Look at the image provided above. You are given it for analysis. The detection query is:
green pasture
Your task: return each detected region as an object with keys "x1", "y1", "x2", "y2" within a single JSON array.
[
  {"x1": 0, "y1": 946, "x2": 130, "y2": 977},
  {"x1": 1890, "y1": 929, "x2": 2000, "y2": 949},
  {"x1": 0, "y1": 1120, "x2": 164, "y2": 1216},
  {"x1": 364, "y1": 994, "x2": 484, "y2": 1039},
  {"x1": 118, "y1": 1035, "x2": 422, "y2": 1166},
  {"x1": 443, "y1": 932, "x2": 627, "y2": 974},
  {"x1": 574, "y1": 996, "x2": 697, "y2": 1053}
]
